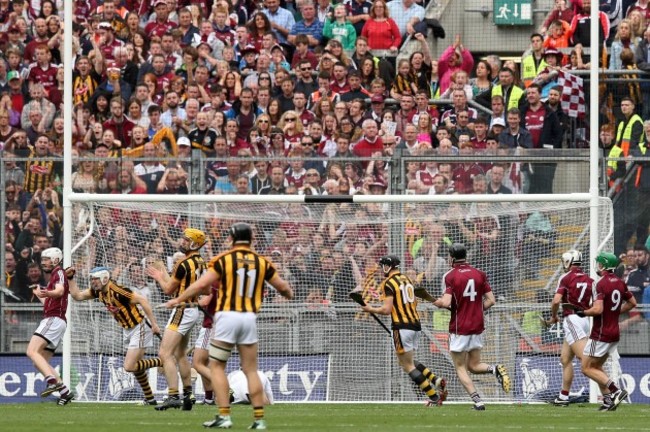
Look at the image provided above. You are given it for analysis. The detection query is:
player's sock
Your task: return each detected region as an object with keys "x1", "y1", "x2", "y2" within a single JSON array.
[
  {"x1": 205, "y1": 390, "x2": 214, "y2": 401},
  {"x1": 134, "y1": 371, "x2": 154, "y2": 401},
  {"x1": 558, "y1": 390, "x2": 569, "y2": 400},
  {"x1": 606, "y1": 380, "x2": 619, "y2": 393},
  {"x1": 487, "y1": 365, "x2": 496, "y2": 375},
  {"x1": 135, "y1": 358, "x2": 162, "y2": 372},
  {"x1": 219, "y1": 406, "x2": 231, "y2": 417},
  {"x1": 59, "y1": 385, "x2": 70, "y2": 397},
  {"x1": 415, "y1": 362, "x2": 438, "y2": 383},
  {"x1": 470, "y1": 392, "x2": 483, "y2": 405},
  {"x1": 408, "y1": 369, "x2": 437, "y2": 400},
  {"x1": 45, "y1": 375, "x2": 57, "y2": 385},
  {"x1": 168, "y1": 388, "x2": 180, "y2": 399},
  {"x1": 253, "y1": 406, "x2": 264, "y2": 420}
]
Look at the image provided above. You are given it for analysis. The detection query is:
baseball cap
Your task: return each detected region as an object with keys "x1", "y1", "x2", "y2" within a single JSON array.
[
  {"x1": 154, "y1": 0, "x2": 167, "y2": 7},
  {"x1": 369, "y1": 179, "x2": 387, "y2": 189},
  {"x1": 491, "y1": 117, "x2": 506, "y2": 127},
  {"x1": 7, "y1": 71, "x2": 20, "y2": 81},
  {"x1": 106, "y1": 61, "x2": 120, "y2": 71},
  {"x1": 241, "y1": 44, "x2": 258, "y2": 55},
  {"x1": 8, "y1": 25, "x2": 20, "y2": 33},
  {"x1": 177, "y1": 137, "x2": 191, "y2": 147},
  {"x1": 370, "y1": 95, "x2": 384, "y2": 104},
  {"x1": 98, "y1": 22, "x2": 113, "y2": 31}
]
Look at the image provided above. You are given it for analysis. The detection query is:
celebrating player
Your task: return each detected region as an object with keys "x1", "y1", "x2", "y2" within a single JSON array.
[
  {"x1": 227, "y1": 369, "x2": 274, "y2": 405},
  {"x1": 68, "y1": 266, "x2": 162, "y2": 406},
  {"x1": 434, "y1": 243, "x2": 510, "y2": 410},
  {"x1": 359, "y1": 255, "x2": 448, "y2": 407},
  {"x1": 147, "y1": 228, "x2": 208, "y2": 411},
  {"x1": 549, "y1": 249, "x2": 593, "y2": 406},
  {"x1": 580, "y1": 252, "x2": 636, "y2": 411},
  {"x1": 26, "y1": 247, "x2": 74, "y2": 405},
  {"x1": 165, "y1": 222, "x2": 293, "y2": 430}
]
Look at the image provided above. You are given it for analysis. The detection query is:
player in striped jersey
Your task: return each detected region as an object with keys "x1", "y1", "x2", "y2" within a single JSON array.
[
  {"x1": 165, "y1": 222, "x2": 293, "y2": 430},
  {"x1": 147, "y1": 228, "x2": 208, "y2": 411},
  {"x1": 68, "y1": 266, "x2": 162, "y2": 406},
  {"x1": 359, "y1": 255, "x2": 448, "y2": 407}
]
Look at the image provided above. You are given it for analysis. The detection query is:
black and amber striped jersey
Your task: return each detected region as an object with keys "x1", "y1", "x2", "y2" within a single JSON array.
[
  {"x1": 23, "y1": 149, "x2": 58, "y2": 193},
  {"x1": 355, "y1": 264, "x2": 383, "y2": 321},
  {"x1": 92, "y1": 280, "x2": 144, "y2": 329},
  {"x1": 172, "y1": 252, "x2": 207, "y2": 302},
  {"x1": 209, "y1": 245, "x2": 277, "y2": 313},
  {"x1": 382, "y1": 272, "x2": 421, "y2": 331}
]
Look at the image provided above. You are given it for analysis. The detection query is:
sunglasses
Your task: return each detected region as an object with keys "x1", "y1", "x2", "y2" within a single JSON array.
[
  {"x1": 258, "y1": 120, "x2": 269, "y2": 123},
  {"x1": 286, "y1": 118, "x2": 297, "y2": 122},
  {"x1": 301, "y1": 67, "x2": 312, "y2": 71},
  {"x1": 301, "y1": 142, "x2": 313, "y2": 146},
  {"x1": 306, "y1": 173, "x2": 319, "y2": 176}
]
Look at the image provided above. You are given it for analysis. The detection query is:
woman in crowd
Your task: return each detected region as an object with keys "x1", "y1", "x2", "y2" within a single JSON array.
[{"x1": 361, "y1": 0, "x2": 401, "y2": 51}]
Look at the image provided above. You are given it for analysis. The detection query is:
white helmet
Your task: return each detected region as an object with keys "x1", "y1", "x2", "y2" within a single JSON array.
[
  {"x1": 561, "y1": 249, "x2": 582, "y2": 271},
  {"x1": 89, "y1": 266, "x2": 111, "y2": 288},
  {"x1": 41, "y1": 247, "x2": 63, "y2": 273}
]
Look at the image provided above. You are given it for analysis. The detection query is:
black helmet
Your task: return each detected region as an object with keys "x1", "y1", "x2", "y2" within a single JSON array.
[
  {"x1": 230, "y1": 222, "x2": 252, "y2": 244},
  {"x1": 379, "y1": 255, "x2": 400, "y2": 269},
  {"x1": 449, "y1": 243, "x2": 467, "y2": 262}
]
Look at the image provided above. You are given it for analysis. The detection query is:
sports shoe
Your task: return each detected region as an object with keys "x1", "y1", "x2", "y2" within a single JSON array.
[
  {"x1": 57, "y1": 392, "x2": 75, "y2": 406},
  {"x1": 495, "y1": 365, "x2": 511, "y2": 393},
  {"x1": 423, "y1": 392, "x2": 441, "y2": 407},
  {"x1": 136, "y1": 399, "x2": 157, "y2": 406},
  {"x1": 552, "y1": 397, "x2": 570, "y2": 407},
  {"x1": 598, "y1": 403, "x2": 613, "y2": 412},
  {"x1": 41, "y1": 382, "x2": 65, "y2": 397},
  {"x1": 154, "y1": 396, "x2": 182, "y2": 411},
  {"x1": 200, "y1": 399, "x2": 216, "y2": 405},
  {"x1": 189, "y1": 392, "x2": 197, "y2": 404},
  {"x1": 434, "y1": 378, "x2": 448, "y2": 403},
  {"x1": 248, "y1": 420, "x2": 267, "y2": 430},
  {"x1": 610, "y1": 390, "x2": 628, "y2": 411},
  {"x1": 203, "y1": 415, "x2": 233, "y2": 428},
  {"x1": 182, "y1": 394, "x2": 193, "y2": 411},
  {"x1": 473, "y1": 403, "x2": 486, "y2": 411}
]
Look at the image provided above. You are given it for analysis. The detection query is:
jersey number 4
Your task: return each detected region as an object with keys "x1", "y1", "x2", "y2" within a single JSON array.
[{"x1": 463, "y1": 279, "x2": 477, "y2": 301}]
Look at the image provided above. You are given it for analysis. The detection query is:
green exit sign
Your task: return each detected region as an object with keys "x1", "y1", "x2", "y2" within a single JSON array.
[{"x1": 493, "y1": 0, "x2": 533, "y2": 26}]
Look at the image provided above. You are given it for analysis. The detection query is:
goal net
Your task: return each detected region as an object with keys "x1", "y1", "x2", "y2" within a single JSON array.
[{"x1": 66, "y1": 197, "x2": 613, "y2": 403}]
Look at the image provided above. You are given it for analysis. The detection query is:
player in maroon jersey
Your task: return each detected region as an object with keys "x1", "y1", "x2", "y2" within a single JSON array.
[
  {"x1": 191, "y1": 281, "x2": 220, "y2": 406},
  {"x1": 549, "y1": 249, "x2": 593, "y2": 406},
  {"x1": 580, "y1": 252, "x2": 636, "y2": 411},
  {"x1": 434, "y1": 243, "x2": 510, "y2": 410},
  {"x1": 25, "y1": 248, "x2": 74, "y2": 405}
]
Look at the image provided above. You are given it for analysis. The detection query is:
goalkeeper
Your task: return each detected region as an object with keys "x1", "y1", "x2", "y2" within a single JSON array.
[
  {"x1": 68, "y1": 266, "x2": 162, "y2": 405},
  {"x1": 357, "y1": 255, "x2": 448, "y2": 407}
]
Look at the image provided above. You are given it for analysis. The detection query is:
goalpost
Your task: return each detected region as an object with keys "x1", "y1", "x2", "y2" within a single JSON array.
[{"x1": 61, "y1": 193, "x2": 613, "y2": 403}]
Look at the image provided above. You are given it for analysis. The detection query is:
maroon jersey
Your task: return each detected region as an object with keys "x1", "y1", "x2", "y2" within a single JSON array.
[
  {"x1": 443, "y1": 263, "x2": 491, "y2": 335},
  {"x1": 43, "y1": 266, "x2": 69, "y2": 321},
  {"x1": 555, "y1": 267, "x2": 593, "y2": 317},
  {"x1": 451, "y1": 163, "x2": 484, "y2": 194},
  {"x1": 27, "y1": 63, "x2": 59, "y2": 94},
  {"x1": 202, "y1": 283, "x2": 219, "y2": 329},
  {"x1": 524, "y1": 105, "x2": 545, "y2": 148},
  {"x1": 590, "y1": 272, "x2": 634, "y2": 343},
  {"x1": 144, "y1": 20, "x2": 178, "y2": 38}
]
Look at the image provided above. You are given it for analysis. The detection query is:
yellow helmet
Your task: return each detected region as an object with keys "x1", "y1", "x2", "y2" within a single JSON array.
[{"x1": 183, "y1": 228, "x2": 207, "y2": 251}]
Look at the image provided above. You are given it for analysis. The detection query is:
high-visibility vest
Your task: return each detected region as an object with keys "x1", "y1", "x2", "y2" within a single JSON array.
[
  {"x1": 492, "y1": 85, "x2": 525, "y2": 111},
  {"x1": 521, "y1": 55, "x2": 547, "y2": 88},
  {"x1": 615, "y1": 114, "x2": 643, "y2": 156}
]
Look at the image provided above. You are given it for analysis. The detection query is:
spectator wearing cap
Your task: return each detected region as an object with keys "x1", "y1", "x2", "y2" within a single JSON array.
[
  {"x1": 269, "y1": 44, "x2": 291, "y2": 74},
  {"x1": 239, "y1": 44, "x2": 259, "y2": 73},
  {"x1": 261, "y1": 0, "x2": 295, "y2": 46},
  {"x1": 532, "y1": 48, "x2": 563, "y2": 90},
  {"x1": 96, "y1": 21, "x2": 124, "y2": 62},
  {"x1": 5, "y1": 70, "x2": 26, "y2": 118},
  {"x1": 4, "y1": 25, "x2": 26, "y2": 55},
  {"x1": 289, "y1": 2, "x2": 324, "y2": 48},
  {"x1": 368, "y1": 179, "x2": 388, "y2": 195},
  {"x1": 366, "y1": 94, "x2": 384, "y2": 123},
  {"x1": 340, "y1": 70, "x2": 371, "y2": 102},
  {"x1": 144, "y1": 0, "x2": 178, "y2": 38},
  {"x1": 521, "y1": 33, "x2": 547, "y2": 88}
]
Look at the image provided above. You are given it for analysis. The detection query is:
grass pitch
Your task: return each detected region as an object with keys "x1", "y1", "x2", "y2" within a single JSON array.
[{"x1": 2, "y1": 402, "x2": 648, "y2": 431}]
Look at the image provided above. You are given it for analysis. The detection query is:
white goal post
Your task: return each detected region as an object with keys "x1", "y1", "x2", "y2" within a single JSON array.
[{"x1": 60, "y1": 192, "x2": 613, "y2": 403}]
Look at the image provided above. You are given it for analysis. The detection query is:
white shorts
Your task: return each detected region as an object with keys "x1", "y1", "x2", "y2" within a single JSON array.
[
  {"x1": 449, "y1": 333, "x2": 484, "y2": 353},
  {"x1": 123, "y1": 322, "x2": 154, "y2": 350},
  {"x1": 166, "y1": 307, "x2": 200, "y2": 336},
  {"x1": 583, "y1": 339, "x2": 619, "y2": 359},
  {"x1": 34, "y1": 317, "x2": 67, "y2": 351},
  {"x1": 194, "y1": 327, "x2": 213, "y2": 350},
  {"x1": 393, "y1": 329, "x2": 420, "y2": 354},
  {"x1": 212, "y1": 312, "x2": 257, "y2": 345},
  {"x1": 563, "y1": 314, "x2": 590, "y2": 346}
]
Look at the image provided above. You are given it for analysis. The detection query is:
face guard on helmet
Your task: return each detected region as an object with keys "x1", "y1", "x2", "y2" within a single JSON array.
[
  {"x1": 89, "y1": 266, "x2": 111, "y2": 290},
  {"x1": 179, "y1": 228, "x2": 207, "y2": 253},
  {"x1": 378, "y1": 255, "x2": 400, "y2": 276},
  {"x1": 595, "y1": 252, "x2": 619, "y2": 276},
  {"x1": 40, "y1": 247, "x2": 63, "y2": 273},
  {"x1": 561, "y1": 249, "x2": 582, "y2": 271}
]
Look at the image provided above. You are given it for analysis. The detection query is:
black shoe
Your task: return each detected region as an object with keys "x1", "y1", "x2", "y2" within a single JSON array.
[
  {"x1": 610, "y1": 390, "x2": 628, "y2": 411},
  {"x1": 473, "y1": 404, "x2": 486, "y2": 411},
  {"x1": 598, "y1": 403, "x2": 613, "y2": 411},
  {"x1": 57, "y1": 392, "x2": 75, "y2": 406},
  {"x1": 182, "y1": 395, "x2": 193, "y2": 411},
  {"x1": 42, "y1": 382, "x2": 65, "y2": 398},
  {"x1": 155, "y1": 396, "x2": 182, "y2": 411}
]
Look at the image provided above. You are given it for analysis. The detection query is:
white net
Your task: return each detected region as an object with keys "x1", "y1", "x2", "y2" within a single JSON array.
[{"x1": 67, "y1": 197, "x2": 613, "y2": 403}]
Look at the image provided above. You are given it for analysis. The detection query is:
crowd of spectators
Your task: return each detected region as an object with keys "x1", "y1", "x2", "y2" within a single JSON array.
[{"x1": 1, "y1": 0, "x2": 650, "y2": 337}]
